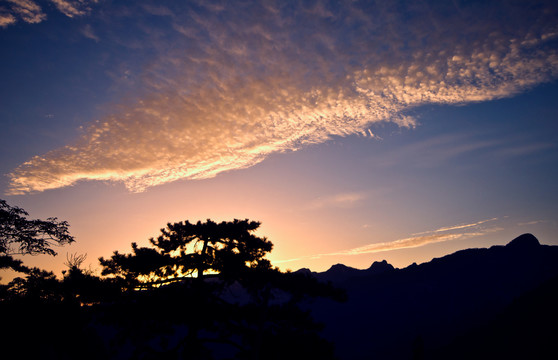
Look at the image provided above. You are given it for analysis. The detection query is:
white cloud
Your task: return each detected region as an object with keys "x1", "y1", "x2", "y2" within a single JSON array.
[{"x1": 7, "y1": 0, "x2": 558, "y2": 194}]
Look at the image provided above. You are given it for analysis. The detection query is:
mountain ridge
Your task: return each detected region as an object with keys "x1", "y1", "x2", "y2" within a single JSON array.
[
  {"x1": 302, "y1": 233, "x2": 558, "y2": 360},
  {"x1": 302, "y1": 233, "x2": 549, "y2": 283}
]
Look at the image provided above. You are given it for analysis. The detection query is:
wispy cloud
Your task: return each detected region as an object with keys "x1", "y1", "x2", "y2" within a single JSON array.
[
  {"x1": 494, "y1": 142, "x2": 557, "y2": 158},
  {"x1": 371, "y1": 133, "x2": 504, "y2": 168},
  {"x1": 306, "y1": 192, "x2": 368, "y2": 210},
  {"x1": 339, "y1": 232, "x2": 480, "y2": 256},
  {"x1": 518, "y1": 220, "x2": 547, "y2": 226},
  {"x1": 7, "y1": 0, "x2": 558, "y2": 194},
  {"x1": 140, "y1": 3, "x2": 172, "y2": 17},
  {"x1": 275, "y1": 217, "x2": 503, "y2": 264},
  {"x1": 80, "y1": 23, "x2": 99, "y2": 41},
  {"x1": 50, "y1": 0, "x2": 96, "y2": 18},
  {"x1": 420, "y1": 218, "x2": 499, "y2": 234}
]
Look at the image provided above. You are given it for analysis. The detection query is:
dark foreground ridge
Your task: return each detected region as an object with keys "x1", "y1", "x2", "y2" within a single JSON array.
[
  {"x1": 2, "y1": 231, "x2": 557, "y2": 360},
  {"x1": 304, "y1": 233, "x2": 558, "y2": 360}
]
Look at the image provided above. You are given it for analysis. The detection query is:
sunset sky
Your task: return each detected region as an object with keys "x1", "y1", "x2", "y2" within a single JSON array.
[{"x1": 1, "y1": 0, "x2": 557, "y2": 279}]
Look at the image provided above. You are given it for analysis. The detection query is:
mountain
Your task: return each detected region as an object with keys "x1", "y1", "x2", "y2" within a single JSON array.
[
  {"x1": 295, "y1": 259, "x2": 395, "y2": 284},
  {"x1": 312, "y1": 260, "x2": 395, "y2": 285},
  {"x1": 303, "y1": 234, "x2": 558, "y2": 360}
]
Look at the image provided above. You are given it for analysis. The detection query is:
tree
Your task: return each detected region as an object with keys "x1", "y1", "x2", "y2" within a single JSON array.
[
  {"x1": 0, "y1": 199, "x2": 74, "y2": 273},
  {"x1": 1, "y1": 198, "x2": 71, "y2": 301},
  {"x1": 99, "y1": 219, "x2": 273, "y2": 288},
  {"x1": 0, "y1": 198, "x2": 76, "y2": 301},
  {"x1": 97, "y1": 218, "x2": 342, "y2": 359}
]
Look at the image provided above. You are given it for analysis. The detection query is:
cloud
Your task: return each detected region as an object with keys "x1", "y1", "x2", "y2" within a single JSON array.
[
  {"x1": 428, "y1": 218, "x2": 499, "y2": 234},
  {"x1": 517, "y1": 220, "x2": 547, "y2": 226},
  {"x1": 0, "y1": 11, "x2": 16, "y2": 28},
  {"x1": 80, "y1": 23, "x2": 99, "y2": 41},
  {"x1": 342, "y1": 228, "x2": 504, "y2": 256},
  {"x1": 7, "y1": 0, "x2": 558, "y2": 194},
  {"x1": 341, "y1": 233, "x2": 475, "y2": 255},
  {"x1": 141, "y1": 3, "x2": 172, "y2": 17},
  {"x1": 494, "y1": 142, "x2": 557, "y2": 158},
  {"x1": 307, "y1": 192, "x2": 368, "y2": 210},
  {"x1": 331, "y1": 217, "x2": 502, "y2": 256},
  {"x1": 6, "y1": 0, "x2": 45, "y2": 24},
  {"x1": 274, "y1": 217, "x2": 503, "y2": 264},
  {"x1": 0, "y1": 0, "x2": 97, "y2": 28},
  {"x1": 370, "y1": 133, "x2": 504, "y2": 168},
  {"x1": 49, "y1": 0, "x2": 95, "y2": 18}
]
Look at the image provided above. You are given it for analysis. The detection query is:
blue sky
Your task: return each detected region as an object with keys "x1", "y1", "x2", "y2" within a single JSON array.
[{"x1": 1, "y1": 0, "x2": 557, "y2": 277}]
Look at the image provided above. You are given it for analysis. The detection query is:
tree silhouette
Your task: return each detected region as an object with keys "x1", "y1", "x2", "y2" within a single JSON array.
[
  {"x1": 99, "y1": 219, "x2": 273, "y2": 288},
  {"x1": 0, "y1": 199, "x2": 74, "y2": 273},
  {"x1": 96, "y1": 218, "x2": 341, "y2": 359},
  {"x1": 1, "y1": 215, "x2": 341, "y2": 359}
]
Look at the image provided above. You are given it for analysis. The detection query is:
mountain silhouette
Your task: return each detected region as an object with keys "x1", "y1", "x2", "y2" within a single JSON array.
[
  {"x1": 310, "y1": 260, "x2": 395, "y2": 285},
  {"x1": 505, "y1": 232, "x2": 540, "y2": 248},
  {"x1": 303, "y1": 234, "x2": 558, "y2": 360}
]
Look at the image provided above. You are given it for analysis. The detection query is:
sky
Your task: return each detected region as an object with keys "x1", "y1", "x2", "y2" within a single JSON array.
[{"x1": 1, "y1": 0, "x2": 558, "y2": 280}]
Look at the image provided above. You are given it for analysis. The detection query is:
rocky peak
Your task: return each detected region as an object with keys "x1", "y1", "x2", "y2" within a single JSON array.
[{"x1": 367, "y1": 260, "x2": 395, "y2": 274}]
